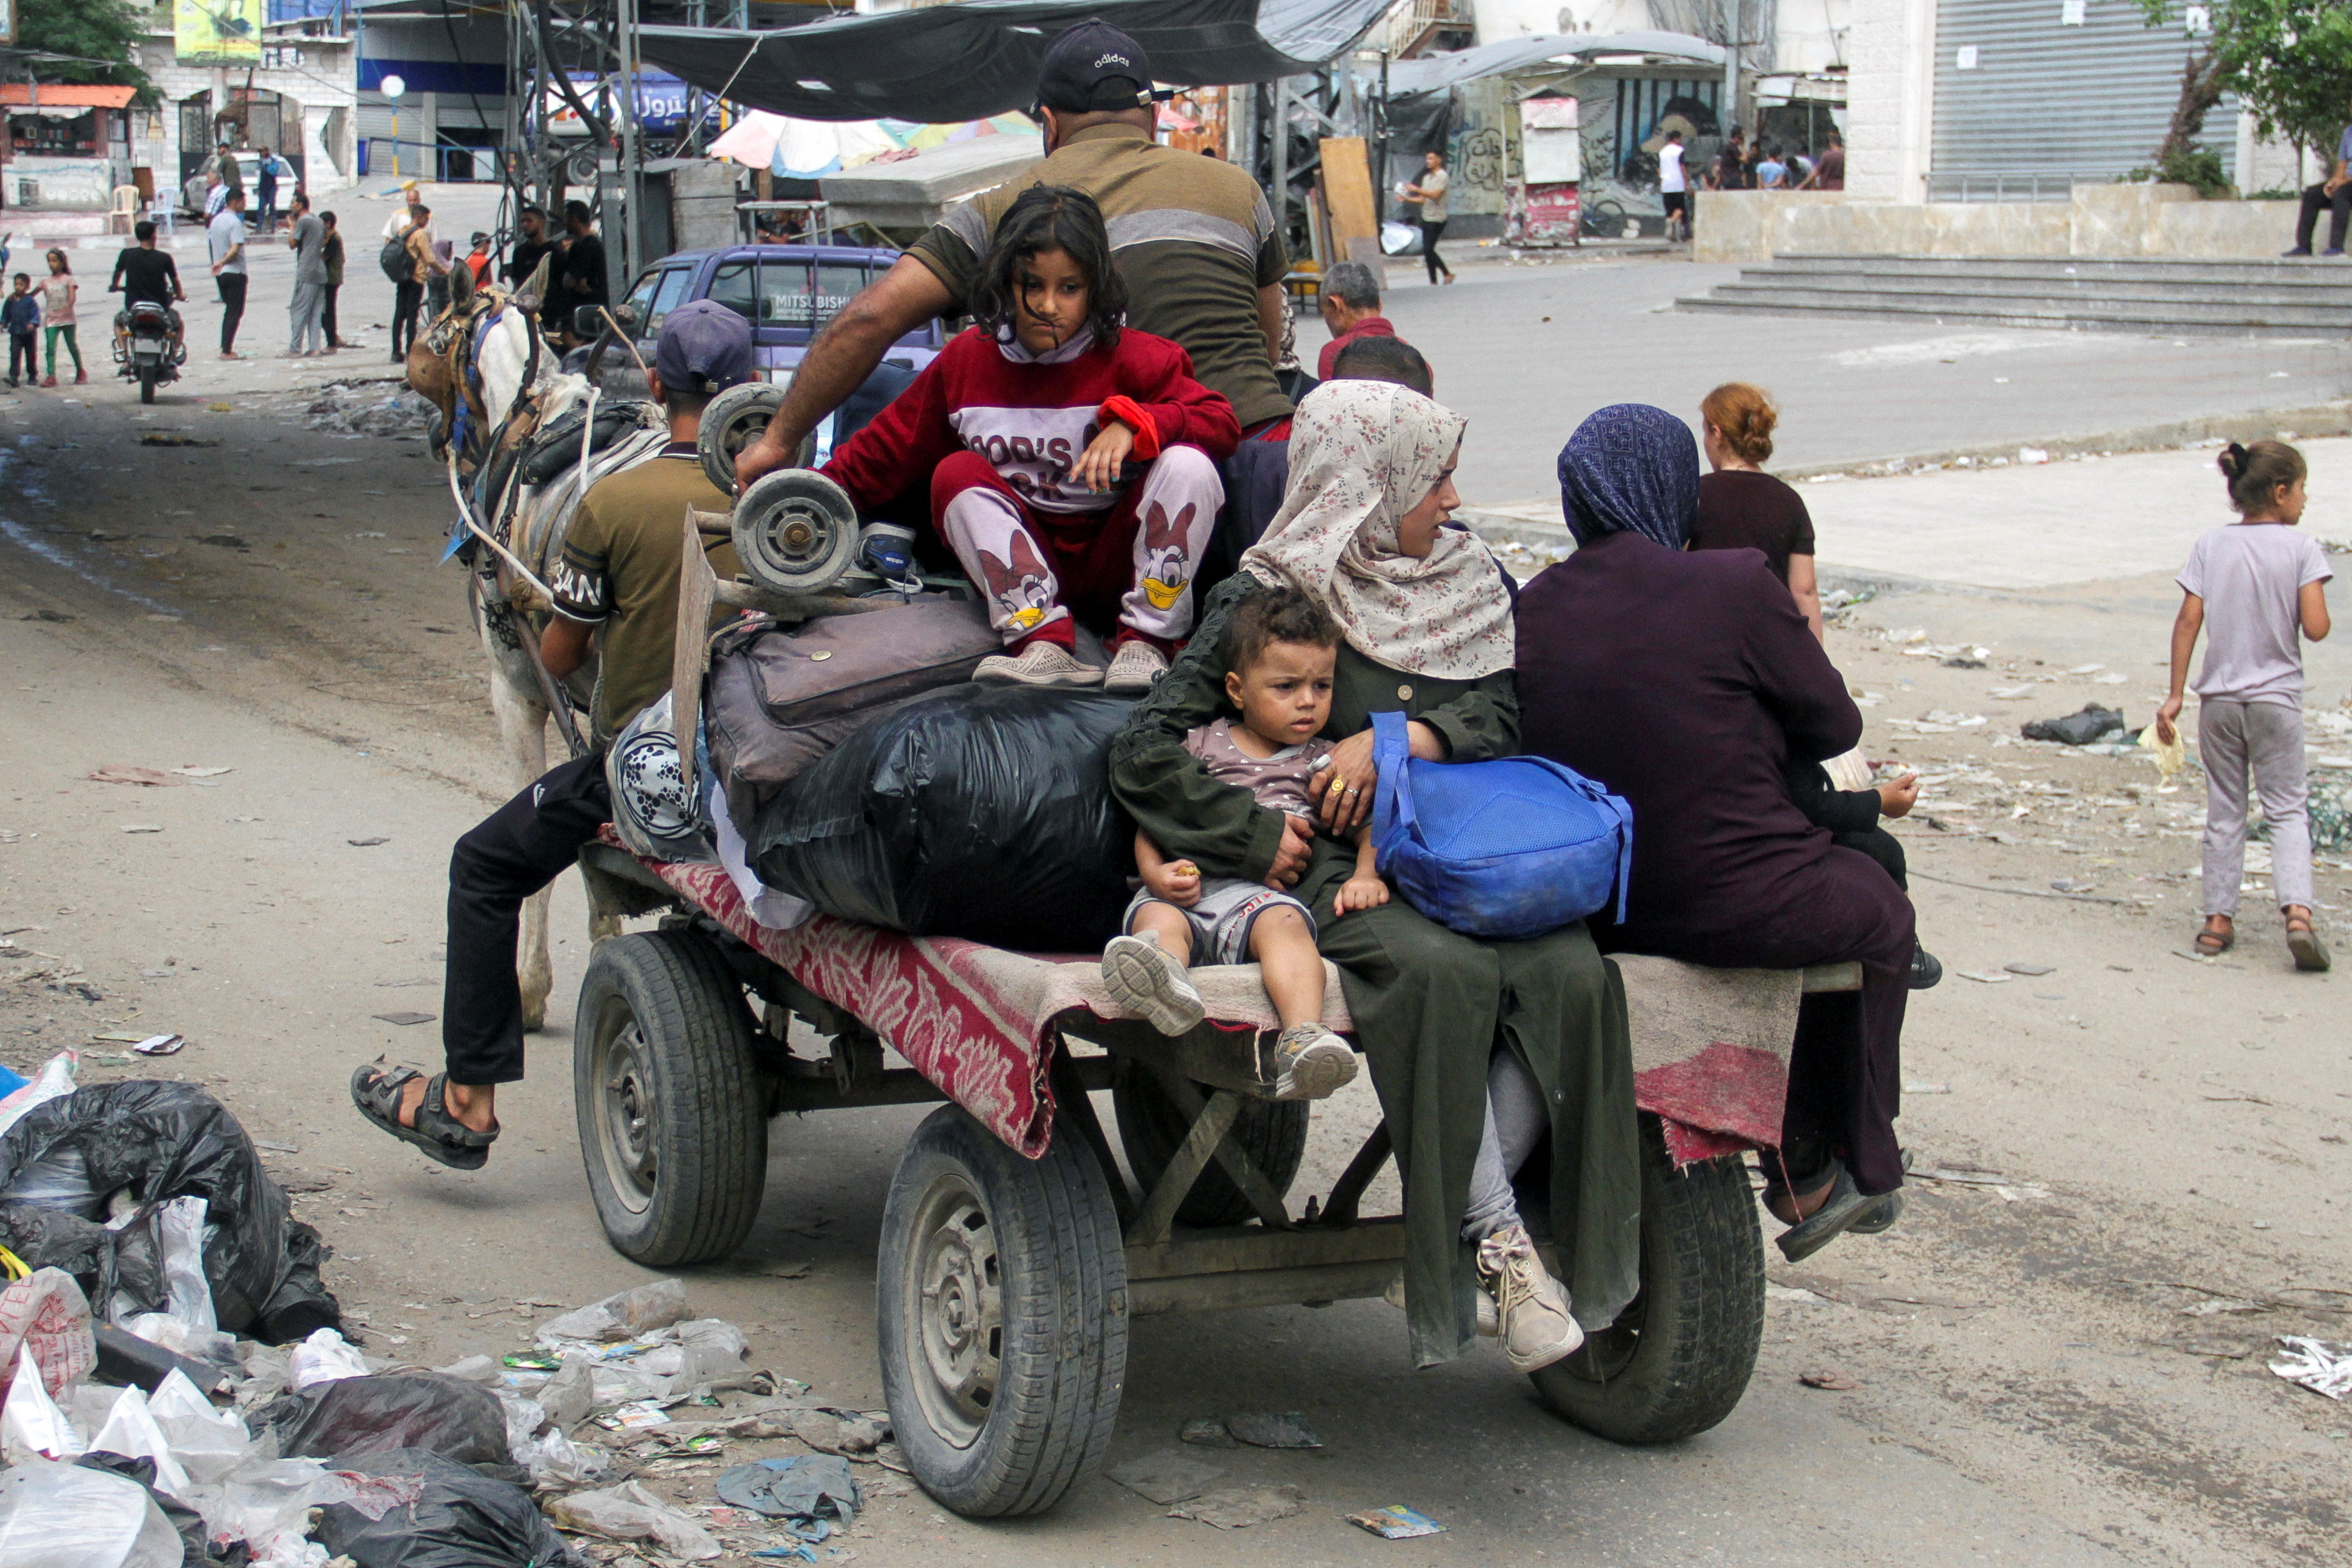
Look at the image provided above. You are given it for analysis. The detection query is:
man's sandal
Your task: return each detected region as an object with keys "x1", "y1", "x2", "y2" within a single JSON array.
[
  {"x1": 2193, "y1": 919, "x2": 2234, "y2": 956},
  {"x1": 1765, "y1": 1160, "x2": 1876, "y2": 1263},
  {"x1": 2286, "y1": 914, "x2": 2333, "y2": 973},
  {"x1": 350, "y1": 1060, "x2": 498, "y2": 1170}
]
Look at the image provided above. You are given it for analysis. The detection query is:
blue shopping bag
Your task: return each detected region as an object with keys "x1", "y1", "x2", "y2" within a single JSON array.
[{"x1": 1367, "y1": 709, "x2": 1633, "y2": 940}]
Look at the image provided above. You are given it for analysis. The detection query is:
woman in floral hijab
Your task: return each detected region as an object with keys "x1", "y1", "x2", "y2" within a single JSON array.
[{"x1": 1109, "y1": 379, "x2": 1639, "y2": 1376}]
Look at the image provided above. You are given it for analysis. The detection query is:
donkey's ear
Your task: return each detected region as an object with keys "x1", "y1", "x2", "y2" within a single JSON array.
[
  {"x1": 450, "y1": 258, "x2": 476, "y2": 307},
  {"x1": 514, "y1": 254, "x2": 552, "y2": 314}
]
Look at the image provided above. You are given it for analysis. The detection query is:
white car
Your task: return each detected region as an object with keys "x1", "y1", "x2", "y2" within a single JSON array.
[{"x1": 179, "y1": 151, "x2": 302, "y2": 219}]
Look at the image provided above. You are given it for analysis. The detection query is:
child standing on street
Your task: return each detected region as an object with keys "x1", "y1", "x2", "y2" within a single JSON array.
[
  {"x1": 1100, "y1": 587, "x2": 1368, "y2": 1100},
  {"x1": 39, "y1": 251, "x2": 81, "y2": 387},
  {"x1": 820, "y1": 184, "x2": 1237, "y2": 693},
  {"x1": 2, "y1": 275, "x2": 39, "y2": 388},
  {"x1": 2156, "y1": 439, "x2": 2334, "y2": 971}
]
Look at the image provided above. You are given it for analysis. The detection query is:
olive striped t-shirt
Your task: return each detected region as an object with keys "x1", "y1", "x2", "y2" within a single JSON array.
[{"x1": 906, "y1": 124, "x2": 1292, "y2": 430}]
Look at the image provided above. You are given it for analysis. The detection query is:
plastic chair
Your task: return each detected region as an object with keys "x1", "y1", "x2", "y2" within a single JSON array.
[
  {"x1": 147, "y1": 192, "x2": 174, "y2": 236},
  {"x1": 109, "y1": 185, "x2": 139, "y2": 235}
]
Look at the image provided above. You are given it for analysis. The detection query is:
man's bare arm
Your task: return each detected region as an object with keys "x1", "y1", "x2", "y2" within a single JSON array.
[
  {"x1": 734, "y1": 255, "x2": 954, "y2": 490},
  {"x1": 1257, "y1": 282, "x2": 1287, "y2": 368}
]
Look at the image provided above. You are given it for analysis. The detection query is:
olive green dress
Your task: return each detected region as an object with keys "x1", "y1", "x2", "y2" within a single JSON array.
[{"x1": 1109, "y1": 573, "x2": 1641, "y2": 1367}]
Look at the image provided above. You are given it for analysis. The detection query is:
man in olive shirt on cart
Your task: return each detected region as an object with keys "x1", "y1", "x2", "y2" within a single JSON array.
[
  {"x1": 348, "y1": 301, "x2": 753, "y2": 1168},
  {"x1": 733, "y1": 18, "x2": 1295, "y2": 497}
]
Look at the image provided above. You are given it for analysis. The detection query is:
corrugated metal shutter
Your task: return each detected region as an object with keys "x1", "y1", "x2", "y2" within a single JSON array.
[
  {"x1": 1931, "y1": 0, "x2": 2227, "y2": 191},
  {"x1": 355, "y1": 104, "x2": 397, "y2": 141}
]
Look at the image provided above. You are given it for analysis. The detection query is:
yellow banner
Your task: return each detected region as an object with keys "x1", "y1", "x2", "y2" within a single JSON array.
[{"x1": 174, "y1": 0, "x2": 261, "y2": 64}]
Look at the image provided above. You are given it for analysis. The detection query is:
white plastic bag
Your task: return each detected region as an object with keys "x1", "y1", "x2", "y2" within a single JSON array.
[
  {"x1": 0, "y1": 1460, "x2": 183, "y2": 1568},
  {"x1": 286, "y1": 1328, "x2": 368, "y2": 1391},
  {"x1": 187, "y1": 1458, "x2": 354, "y2": 1568},
  {"x1": 147, "y1": 1369, "x2": 252, "y2": 1484},
  {"x1": 536, "y1": 1279, "x2": 687, "y2": 1345},
  {"x1": 1, "y1": 1348, "x2": 84, "y2": 1463},
  {"x1": 85, "y1": 1386, "x2": 194, "y2": 1500},
  {"x1": 152, "y1": 1197, "x2": 218, "y2": 1333},
  {"x1": 0, "y1": 1054, "x2": 80, "y2": 1143},
  {"x1": 0, "y1": 1269, "x2": 97, "y2": 1399},
  {"x1": 548, "y1": 1482, "x2": 720, "y2": 1560}
]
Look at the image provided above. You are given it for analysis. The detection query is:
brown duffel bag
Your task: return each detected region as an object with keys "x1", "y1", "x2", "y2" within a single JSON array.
[{"x1": 705, "y1": 596, "x2": 1001, "y2": 829}]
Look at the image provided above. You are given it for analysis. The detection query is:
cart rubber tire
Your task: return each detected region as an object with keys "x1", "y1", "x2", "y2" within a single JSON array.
[
  {"x1": 1109, "y1": 1059, "x2": 1307, "y2": 1229},
  {"x1": 574, "y1": 928, "x2": 768, "y2": 1267},
  {"x1": 732, "y1": 467, "x2": 860, "y2": 594},
  {"x1": 1528, "y1": 1114, "x2": 1763, "y2": 1443},
  {"x1": 696, "y1": 380, "x2": 788, "y2": 493},
  {"x1": 878, "y1": 1105, "x2": 1126, "y2": 1518}
]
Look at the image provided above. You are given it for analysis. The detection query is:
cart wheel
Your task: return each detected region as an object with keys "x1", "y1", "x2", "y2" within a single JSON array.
[
  {"x1": 732, "y1": 468, "x2": 860, "y2": 595},
  {"x1": 696, "y1": 380, "x2": 799, "y2": 493},
  {"x1": 573, "y1": 929, "x2": 768, "y2": 1266},
  {"x1": 1529, "y1": 1114, "x2": 1763, "y2": 1443},
  {"x1": 1110, "y1": 1059, "x2": 1306, "y2": 1229},
  {"x1": 878, "y1": 1106, "x2": 1126, "y2": 1518}
]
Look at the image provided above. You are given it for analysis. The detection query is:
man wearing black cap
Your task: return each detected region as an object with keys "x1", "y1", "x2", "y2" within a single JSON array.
[
  {"x1": 734, "y1": 18, "x2": 1290, "y2": 491},
  {"x1": 350, "y1": 300, "x2": 754, "y2": 1169}
]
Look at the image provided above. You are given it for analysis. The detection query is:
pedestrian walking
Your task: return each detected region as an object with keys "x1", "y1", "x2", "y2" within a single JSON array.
[
  {"x1": 2155, "y1": 439, "x2": 2335, "y2": 970},
  {"x1": 2286, "y1": 111, "x2": 2352, "y2": 257},
  {"x1": 254, "y1": 146, "x2": 281, "y2": 233},
  {"x1": 1400, "y1": 148, "x2": 1455, "y2": 285},
  {"x1": 38, "y1": 250, "x2": 82, "y2": 387},
  {"x1": 208, "y1": 190, "x2": 249, "y2": 359},
  {"x1": 320, "y1": 211, "x2": 346, "y2": 350},
  {"x1": 1658, "y1": 128, "x2": 1690, "y2": 242},
  {"x1": 392, "y1": 203, "x2": 444, "y2": 362},
  {"x1": 1798, "y1": 131, "x2": 1845, "y2": 190},
  {"x1": 3, "y1": 274, "x2": 39, "y2": 388},
  {"x1": 285, "y1": 194, "x2": 327, "y2": 357}
]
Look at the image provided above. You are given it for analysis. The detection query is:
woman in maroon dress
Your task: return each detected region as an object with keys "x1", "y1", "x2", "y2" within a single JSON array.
[{"x1": 1512, "y1": 402, "x2": 1914, "y2": 1263}]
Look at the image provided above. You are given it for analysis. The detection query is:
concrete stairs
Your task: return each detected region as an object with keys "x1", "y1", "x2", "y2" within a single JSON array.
[{"x1": 1675, "y1": 254, "x2": 2352, "y2": 336}]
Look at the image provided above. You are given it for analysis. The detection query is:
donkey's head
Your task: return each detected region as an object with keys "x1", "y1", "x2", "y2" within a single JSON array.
[{"x1": 408, "y1": 256, "x2": 552, "y2": 469}]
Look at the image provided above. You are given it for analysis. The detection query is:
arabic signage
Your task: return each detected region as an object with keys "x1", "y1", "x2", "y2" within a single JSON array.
[{"x1": 176, "y1": 0, "x2": 263, "y2": 65}]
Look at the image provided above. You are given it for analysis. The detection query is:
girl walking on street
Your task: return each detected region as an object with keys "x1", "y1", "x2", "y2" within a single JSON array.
[
  {"x1": 1401, "y1": 148, "x2": 1455, "y2": 285},
  {"x1": 39, "y1": 250, "x2": 81, "y2": 387},
  {"x1": 2155, "y1": 439, "x2": 2334, "y2": 971}
]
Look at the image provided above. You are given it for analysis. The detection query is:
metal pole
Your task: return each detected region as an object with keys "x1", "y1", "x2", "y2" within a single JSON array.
[
  {"x1": 616, "y1": 0, "x2": 642, "y2": 296},
  {"x1": 1270, "y1": 77, "x2": 1288, "y2": 262},
  {"x1": 1376, "y1": 50, "x2": 1390, "y2": 217},
  {"x1": 1722, "y1": 0, "x2": 1740, "y2": 148}
]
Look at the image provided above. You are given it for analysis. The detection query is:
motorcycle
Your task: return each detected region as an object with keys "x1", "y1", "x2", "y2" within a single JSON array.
[{"x1": 115, "y1": 301, "x2": 185, "y2": 404}]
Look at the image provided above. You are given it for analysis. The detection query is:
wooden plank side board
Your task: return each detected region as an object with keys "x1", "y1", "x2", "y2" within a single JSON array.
[{"x1": 1320, "y1": 136, "x2": 1378, "y2": 257}]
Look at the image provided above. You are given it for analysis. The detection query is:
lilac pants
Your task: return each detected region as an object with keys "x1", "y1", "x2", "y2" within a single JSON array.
[{"x1": 2199, "y1": 698, "x2": 2313, "y2": 915}]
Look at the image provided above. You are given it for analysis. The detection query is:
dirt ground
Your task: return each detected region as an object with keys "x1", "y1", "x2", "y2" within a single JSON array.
[{"x1": 1, "y1": 345, "x2": 2348, "y2": 1567}]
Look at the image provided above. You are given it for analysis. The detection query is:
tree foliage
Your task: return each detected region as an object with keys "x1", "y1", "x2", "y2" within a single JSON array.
[{"x1": 16, "y1": 0, "x2": 154, "y2": 98}]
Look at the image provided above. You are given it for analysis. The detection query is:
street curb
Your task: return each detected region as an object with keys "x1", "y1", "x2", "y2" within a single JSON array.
[{"x1": 1769, "y1": 400, "x2": 2352, "y2": 481}]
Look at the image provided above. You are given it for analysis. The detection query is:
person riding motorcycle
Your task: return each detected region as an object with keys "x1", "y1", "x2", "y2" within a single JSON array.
[{"x1": 107, "y1": 219, "x2": 187, "y2": 366}]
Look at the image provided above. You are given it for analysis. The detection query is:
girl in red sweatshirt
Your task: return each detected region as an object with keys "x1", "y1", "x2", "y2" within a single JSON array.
[{"x1": 822, "y1": 185, "x2": 1239, "y2": 690}]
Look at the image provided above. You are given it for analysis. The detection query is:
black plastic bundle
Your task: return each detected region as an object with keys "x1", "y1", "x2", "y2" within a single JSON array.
[
  {"x1": 0, "y1": 1081, "x2": 339, "y2": 1341},
  {"x1": 751, "y1": 685, "x2": 1137, "y2": 952}
]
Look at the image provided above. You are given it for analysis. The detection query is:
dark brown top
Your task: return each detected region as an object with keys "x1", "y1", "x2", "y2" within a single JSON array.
[{"x1": 1692, "y1": 469, "x2": 1816, "y2": 585}]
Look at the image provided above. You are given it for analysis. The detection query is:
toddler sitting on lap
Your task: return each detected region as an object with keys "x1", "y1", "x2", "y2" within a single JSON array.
[{"x1": 1100, "y1": 588, "x2": 1375, "y2": 1100}]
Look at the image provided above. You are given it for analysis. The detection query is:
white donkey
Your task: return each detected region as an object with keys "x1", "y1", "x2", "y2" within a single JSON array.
[{"x1": 407, "y1": 260, "x2": 672, "y2": 1027}]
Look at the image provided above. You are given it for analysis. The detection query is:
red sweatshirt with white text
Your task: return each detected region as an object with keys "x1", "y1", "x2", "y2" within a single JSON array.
[{"x1": 822, "y1": 324, "x2": 1240, "y2": 517}]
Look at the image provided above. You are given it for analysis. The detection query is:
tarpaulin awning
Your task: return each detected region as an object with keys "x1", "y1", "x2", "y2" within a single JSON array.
[
  {"x1": 0, "y1": 84, "x2": 139, "y2": 109},
  {"x1": 636, "y1": 0, "x2": 1392, "y2": 124},
  {"x1": 1378, "y1": 31, "x2": 1726, "y2": 100}
]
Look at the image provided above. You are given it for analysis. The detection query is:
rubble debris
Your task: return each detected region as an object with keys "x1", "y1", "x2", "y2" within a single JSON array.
[
  {"x1": 301, "y1": 387, "x2": 433, "y2": 439},
  {"x1": 1167, "y1": 1483, "x2": 1305, "y2": 1530},
  {"x1": 1177, "y1": 1418, "x2": 1238, "y2": 1449},
  {"x1": 1798, "y1": 1368, "x2": 1860, "y2": 1390}
]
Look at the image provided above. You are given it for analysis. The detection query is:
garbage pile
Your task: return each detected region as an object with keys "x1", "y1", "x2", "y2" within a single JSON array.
[{"x1": 301, "y1": 385, "x2": 433, "y2": 439}]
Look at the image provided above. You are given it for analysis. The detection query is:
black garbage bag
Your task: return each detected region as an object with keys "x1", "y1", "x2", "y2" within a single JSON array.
[
  {"x1": 2021, "y1": 703, "x2": 2125, "y2": 745},
  {"x1": 75, "y1": 1453, "x2": 248, "y2": 1568},
  {"x1": 258, "y1": 1373, "x2": 510, "y2": 1467},
  {"x1": 0, "y1": 1081, "x2": 340, "y2": 1341},
  {"x1": 750, "y1": 684, "x2": 1138, "y2": 951},
  {"x1": 314, "y1": 1449, "x2": 588, "y2": 1568}
]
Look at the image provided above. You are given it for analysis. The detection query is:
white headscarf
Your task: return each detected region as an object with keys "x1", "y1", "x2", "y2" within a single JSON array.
[{"x1": 1238, "y1": 379, "x2": 1514, "y2": 680}]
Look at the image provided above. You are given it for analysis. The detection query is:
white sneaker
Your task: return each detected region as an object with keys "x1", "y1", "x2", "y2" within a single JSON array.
[
  {"x1": 1272, "y1": 1023, "x2": 1357, "y2": 1100},
  {"x1": 1101, "y1": 932, "x2": 1205, "y2": 1035},
  {"x1": 974, "y1": 640, "x2": 1103, "y2": 687},
  {"x1": 1384, "y1": 1272, "x2": 1498, "y2": 1335},
  {"x1": 1477, "y1": 1223, "x2": 1583, "y2": 1373},
  {"x1": 1101, "y1": 639, "x2": 1169, "y2": 693}
]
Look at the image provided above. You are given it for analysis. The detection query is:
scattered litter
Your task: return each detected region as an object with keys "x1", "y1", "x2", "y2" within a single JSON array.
[
  {"x1": 2268, "y1": 1337, "x2": 2352, "y2": 1400},
  {"x1": 1902, "y1": 1081, "x2": 1950, "y2": 1094},
  {"x1": 1168, "y1": 1483, "x2": 1306, "y2": 1530},
  {"x1": 302, "y1": 387, "x2": 434, "y2": 437},
  {"x1": 2048, "y1": 879, "x2": 2098, "y2": 894},
  {"x1": 261, "y1": 1371, "x2": 508, "y2": 1465},
  {"x1": 594, "y1": 1400, "x2": 671, "y2": 1432},
  {"x1": 87, "y1": 768, "x2": 183, "y2": 788},
  {"x1": 1798, "y1": 1368, "x2": 1859, "y2": 1390},
  {"x1": 2022, "y1": 705, "x2": 2126, "y2": 746},
  {"x1": 713, "y1": 1455, "x2": 862, "y2": 1529},
  {"x1": 0, "y1": 1456, "x2": 183, "y2": 1568},
  {"x1": 539, "y1": 1280, "x2": 688, "y2": 1344},
  {"x1": 170, "y1": 766, "x2": 232, "y2": 779},
  {"x1": 2003, "y1": 962, "x2": 2056, "y2": 976},
  {"x1": 137, "y1": 434, "x2": 219, "y2": 449},
  {"x1": 1178, "y1": 1416, "x2": 1238, "y2": 1448},
  {"x1": 2166, "y1": 1337, "x2": 2256, "y2": 1358},
  {"x1": 370, "y1": 1012, "x2": 434, "y2": 1027},
  {"x1": 131, "y1": 1035, "x2": 184, "y2": 1057},
  {"x1": 1106, "y1": 1449, "x2": 1224, "y2": 1505},
  {"x1": 1346, "y1": 1504, "x2": 1447, "y2": 1540},
  {"x1": 322, "y1": 1447, "x2": 593, "y2": 1568},
  {"x1": 1990, "y1": 683, "x2": 2036, "y2": 699},
  {"x1": 347, "y1": 838, "x2": 390, "y2": 848},
  {"x1": 551, "y1": 1481, "x2": 723, "y2": 1559},
  {"x1": 1221, "y1": 1411, "x2": 1323, "y2": 1449},
  {"x1": 287, "y1": 1329, "x2": 371, "y2": 1391},
  {"x1": 121, "y1": 826, "x2": 163, "y2": 835},
  {"x1": 1955, "y1": 970, "x2": 2013, "y2": 984}
]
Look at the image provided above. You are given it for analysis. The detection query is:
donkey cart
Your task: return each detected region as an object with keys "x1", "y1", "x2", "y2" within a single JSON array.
[{"x1": 571, "y1": 828, "x2": 1858, "y2": 1518}]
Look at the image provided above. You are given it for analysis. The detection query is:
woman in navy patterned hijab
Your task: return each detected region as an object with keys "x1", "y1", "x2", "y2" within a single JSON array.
[{"x1": 1555, "y1": 402, "x2": 1701, "y2": 550}]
